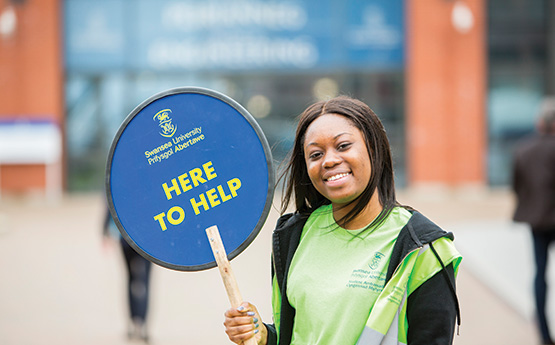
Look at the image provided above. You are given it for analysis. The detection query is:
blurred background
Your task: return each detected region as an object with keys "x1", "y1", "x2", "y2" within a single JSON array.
[{"x1": 0, "y1": 0, "x2": 553, "y2": 344}]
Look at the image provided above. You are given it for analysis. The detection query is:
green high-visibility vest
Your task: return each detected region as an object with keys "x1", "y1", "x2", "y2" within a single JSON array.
[
  {"x1": 269, "y1": 211, "x2": 462, "y2": 345},
  {"x1": 271, "y1": 232, "x2": 462, "y2": 345},
  {"x1": 357, "y1": 238, "x2": 461, "y2": 344}
]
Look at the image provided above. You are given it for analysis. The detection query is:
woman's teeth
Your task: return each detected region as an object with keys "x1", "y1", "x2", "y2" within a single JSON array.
[{"x1": 327, "y1": 173, "x2": 349, "y2": 181}]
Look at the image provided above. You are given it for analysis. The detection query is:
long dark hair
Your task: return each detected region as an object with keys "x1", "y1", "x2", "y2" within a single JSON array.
[{"x1": 278, "y1": 95, "x2": 398, "y2": 227}]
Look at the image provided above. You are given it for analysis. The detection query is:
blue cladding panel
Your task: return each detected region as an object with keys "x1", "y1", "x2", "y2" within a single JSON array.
[{"x1": 65, "y1": 0, "x2": 404, "y2": 72}]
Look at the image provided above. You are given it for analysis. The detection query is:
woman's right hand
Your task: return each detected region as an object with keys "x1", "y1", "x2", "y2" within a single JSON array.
[{"x1": 224, "y1": 302, "x2": 267, "y2": 345}]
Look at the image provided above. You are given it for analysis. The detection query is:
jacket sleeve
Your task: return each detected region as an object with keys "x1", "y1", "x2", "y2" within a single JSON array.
[
  {"x1": 406, "y1": 263, "x2": 457, "y2": 345},
  {"x1": 264, "y1": 256, "x2": 278, "y2": 345},
  {"x1": 264, "y1": 323, "x2": 277, "y2": 345}
]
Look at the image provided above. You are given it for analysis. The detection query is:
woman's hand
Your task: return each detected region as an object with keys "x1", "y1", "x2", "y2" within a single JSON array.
[{"x1": 224, "y1": 302, "x2": 267, "y2": 345}]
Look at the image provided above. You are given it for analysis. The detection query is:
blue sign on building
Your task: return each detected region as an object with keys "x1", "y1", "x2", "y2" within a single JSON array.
[{"x1": 65, "y1": 0, "x2": 404, "y2": 72}]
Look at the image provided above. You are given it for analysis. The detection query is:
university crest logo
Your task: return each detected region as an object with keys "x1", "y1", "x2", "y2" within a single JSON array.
[
  {"x1": 153, "y1": 109, "x2": 177, "y2": 137},
  {"x1": 368, "y1": 252, "x2": 385, "y2": 270}
]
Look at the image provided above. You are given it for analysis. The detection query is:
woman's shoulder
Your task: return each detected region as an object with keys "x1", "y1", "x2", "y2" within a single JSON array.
[
  {"x1": 389, "y1": 206, "x2": 413, "y2": 221},
  {"x1": 275, "y1": 211, "x2": 311, "y2": 232},
  {"x1": 274, "y1": 204, "x2": 332, "y2": 236},
  {"x1": 403, "y1": 211, "x2": 453, "y2": 243}
]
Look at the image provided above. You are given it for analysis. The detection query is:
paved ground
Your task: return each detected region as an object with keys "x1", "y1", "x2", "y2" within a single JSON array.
[{"x1": 0, "y1": 188, "x2": 548, "y2": 344}]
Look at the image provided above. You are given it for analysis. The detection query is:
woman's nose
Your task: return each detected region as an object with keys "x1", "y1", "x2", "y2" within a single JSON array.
[{"x1": 322, "y1": 151, "x2": 341, "y2": 168}]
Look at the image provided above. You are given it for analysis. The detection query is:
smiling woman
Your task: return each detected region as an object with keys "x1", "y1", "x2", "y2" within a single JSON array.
[
  {"x1": 282, "y1": 96, "x2": 395, "y2": 229},
  {"x1": 222, "y1": 96, "x2": 463, "y2": 345},
  {"x1": 302, "y1": 113, "x2": 374, "y2": 228}
]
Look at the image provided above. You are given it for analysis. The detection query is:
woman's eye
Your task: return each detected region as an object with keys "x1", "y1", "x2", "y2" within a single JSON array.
[
  {"x1": 308, "y1": 152, "x2": 322, "y2": 160},
  {"x1": 338, "y1": 142, "x2": 352, "y2": 151}
]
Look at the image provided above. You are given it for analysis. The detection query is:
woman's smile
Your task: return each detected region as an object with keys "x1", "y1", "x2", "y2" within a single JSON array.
[
  {"x1": 325, "y1": 172, "x2": 351, "y2": 182},
  {"x1": 303, "y1": 113, "x2": 372, "y2": 207}
]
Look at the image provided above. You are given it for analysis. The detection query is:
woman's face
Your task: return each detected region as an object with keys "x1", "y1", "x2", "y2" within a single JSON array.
[{"x1": 303, "y1": 113, "x2": 372, "y2": 207}]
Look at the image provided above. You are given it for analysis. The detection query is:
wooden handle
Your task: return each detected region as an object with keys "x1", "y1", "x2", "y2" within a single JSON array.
[{"x1": 206, "y1": 226, "x2": 257, "y2": 345}]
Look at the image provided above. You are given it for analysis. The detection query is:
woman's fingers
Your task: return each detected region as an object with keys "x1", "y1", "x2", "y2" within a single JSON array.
[
  {"x1": 225, "y1": 322, "x2": 258, "y2": 337},
  {"x1": 223, "y1": 302, "x2": 261, "y2": 344},
  {"x1": 224, "y1": 315, "x2": 255, "y2": 327}
]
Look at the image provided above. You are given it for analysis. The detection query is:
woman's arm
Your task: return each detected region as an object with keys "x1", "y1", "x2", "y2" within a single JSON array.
[{"x1": 406, "y1": 263, "x2": 457, "y2": 345}]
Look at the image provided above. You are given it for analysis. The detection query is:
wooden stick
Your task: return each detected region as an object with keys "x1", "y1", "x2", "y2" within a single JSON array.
[{"x1": 206, "y1": 225, "x2": 257, "y2": 345}]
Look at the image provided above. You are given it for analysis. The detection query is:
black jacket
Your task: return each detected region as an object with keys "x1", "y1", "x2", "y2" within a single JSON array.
[
  {"x1": 512, "y1": 135, "x2": 555, "y2": 229},
  {"x1": 265, "y1": 210, "x2": 460, "y2": 345}
]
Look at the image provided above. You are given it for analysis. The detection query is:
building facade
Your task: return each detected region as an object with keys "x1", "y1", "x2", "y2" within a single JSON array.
[{"x1": 0, "y1": 0, "x2": 551, "y2": 196}]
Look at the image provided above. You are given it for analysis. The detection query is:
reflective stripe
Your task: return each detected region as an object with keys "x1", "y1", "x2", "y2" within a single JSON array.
[
  {"x1": 356, "y1": 326, "x2": 407, "y2": 345},
  {"x1": 356, "y1": 239, "x2": 461, "y2": 345},
  {"x1": 357, "y1": 246, "x2": 427, "y2": 345},
  {"x1": 356, "y1": 326, "x2": 385, "y2": 344},
  {"x1": 356, "y1": 286, "x2": 409, "y2": 345},
  {"x1": 417, "y1": 244, "x2": 429, "y2": 257},
  {"x1": 383, "y1": 290, "x2": 407, "y2": 344}
]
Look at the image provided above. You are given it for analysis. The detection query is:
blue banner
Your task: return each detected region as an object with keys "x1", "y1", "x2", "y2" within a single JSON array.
[{"x1": 65, "y1": 0, "x2": 404, "y2": 72}]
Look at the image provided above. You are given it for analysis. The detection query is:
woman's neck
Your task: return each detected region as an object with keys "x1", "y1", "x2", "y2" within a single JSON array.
[{"x1": 332, "y1": 191, "x2": 383, "y2": 230}]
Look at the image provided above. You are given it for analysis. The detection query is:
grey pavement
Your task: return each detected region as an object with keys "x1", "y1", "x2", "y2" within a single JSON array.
[{"x1": 0, "y1": 188, "x2": 546, "y2": 344}]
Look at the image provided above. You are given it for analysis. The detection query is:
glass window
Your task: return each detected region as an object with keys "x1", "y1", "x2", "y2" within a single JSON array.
[
  {"x1": 63, "y1": 0, "x2": 406, "y2": 191},
  {"x1": 65, "y1": 71, "x2": 405, "y2": 191},
  {"x1": 487, "y1": 0, "x2": 547, "y2": 185}
]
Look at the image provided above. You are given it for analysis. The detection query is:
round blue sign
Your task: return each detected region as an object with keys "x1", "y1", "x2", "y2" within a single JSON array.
[{"x1": 106, "y1": 87, "x2": 274, "y2": 271}]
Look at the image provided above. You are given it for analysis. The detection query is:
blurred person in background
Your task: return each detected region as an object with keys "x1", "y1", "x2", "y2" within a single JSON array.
[
  {"x1": 103, "y1": 209, "x2": 152, "y2": 343},
  {"x1": 512, "y1": 97, "x2": 555, "y2": 345},
  {"x1": 223, "y1": 96, "x2": 462, "y2": 345}
]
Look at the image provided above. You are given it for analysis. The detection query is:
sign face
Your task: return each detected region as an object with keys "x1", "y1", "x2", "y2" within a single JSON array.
[{"x1": 106, "y1": 87, "x2": 274, "y2": 271}]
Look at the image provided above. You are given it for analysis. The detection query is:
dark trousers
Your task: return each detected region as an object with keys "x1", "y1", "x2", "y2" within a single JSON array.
[
  {"x1": 532, "y1": 229, "x2": 555, "y2": 343},
  {"x1": 120, "y1": 237, "x2": 152, "y2": 322}
]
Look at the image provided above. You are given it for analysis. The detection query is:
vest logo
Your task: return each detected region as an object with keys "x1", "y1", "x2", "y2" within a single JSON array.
[
  {"x1": 153, "y1": 109, "x2": 177, "y2": 137},
  {"x1": 368, "y1": 252, "x2": 385, "y2": 270}
]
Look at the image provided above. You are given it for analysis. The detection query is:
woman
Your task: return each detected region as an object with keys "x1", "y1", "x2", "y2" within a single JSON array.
[
  {"x1": 103, "y1": 210, "x2": 152, "y2": 343},
  {"x1": 224, "y1": 96, "x2": 462, "y2": 345}
]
